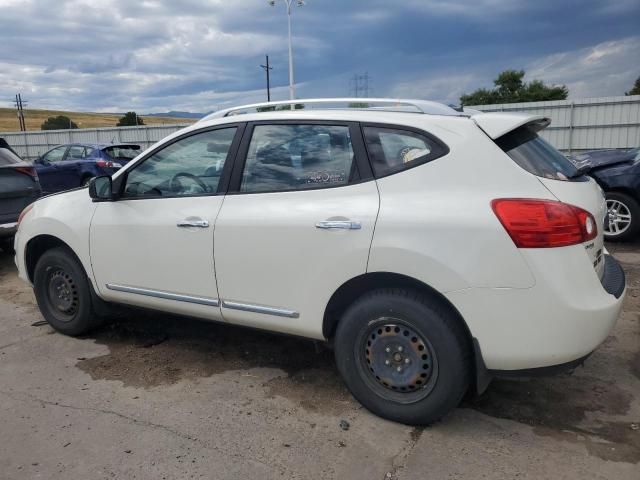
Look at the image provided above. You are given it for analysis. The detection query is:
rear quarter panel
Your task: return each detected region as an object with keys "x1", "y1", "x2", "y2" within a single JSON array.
[{"x1": 368, "y1": 117, "x2": 554, "y2": 291}]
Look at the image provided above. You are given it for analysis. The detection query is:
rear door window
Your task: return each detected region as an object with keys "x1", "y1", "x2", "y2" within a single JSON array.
[
  {"x1": 240, "y1": 124, "x2": 357, "y2": 193},
  {"x1": 66, "y1": 145, "x2": 86, "y2": 160},
  {"x1": 495, "y1": 126, "x2": 581, "y2": 181},
  {"x1": 362, "y1": 126, "x2": 448, "y2": 177}
]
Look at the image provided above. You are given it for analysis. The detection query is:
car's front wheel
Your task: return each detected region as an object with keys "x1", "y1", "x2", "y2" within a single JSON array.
[
  {"x1": 604, "y1": 192, "x2": 640, "y2": 242},
  {"x1": 33, "y1": 247, "x2": 103, "y2": 336},
  {"x1": 334, "y1": 289, "x2": 470, "y2": 425}
]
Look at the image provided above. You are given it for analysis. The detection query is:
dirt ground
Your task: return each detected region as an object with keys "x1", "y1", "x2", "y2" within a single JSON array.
[{"x1": 0, "y1": 244, "x2": 638, "y2": 479}]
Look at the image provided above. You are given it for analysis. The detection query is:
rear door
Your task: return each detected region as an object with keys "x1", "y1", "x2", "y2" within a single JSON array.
[
  {"x1": 35, "y1": 146, "x2": 68, "y2": 193},
  {"x1": 213, "y1": 121, "x2": 379, "y2": 339}
]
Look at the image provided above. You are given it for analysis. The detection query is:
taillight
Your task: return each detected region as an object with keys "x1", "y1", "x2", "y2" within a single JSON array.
[
  {"x1": 96, "y1": 160, "x2": 113, "y2": 168},
  {"x1": 491, "y1": 198, "x2": 597, "y2": 248},
  {"x1": 14, "y1": 166, "x2": 38, "y2": 179},
  {"x1": 17, "y1": 203, "x2": 34, "y2": 227}
]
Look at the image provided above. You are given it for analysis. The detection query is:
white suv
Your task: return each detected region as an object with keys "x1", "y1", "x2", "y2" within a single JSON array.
[{"x1": 14, "y1": 98, "x2": 625, "y2": 424}]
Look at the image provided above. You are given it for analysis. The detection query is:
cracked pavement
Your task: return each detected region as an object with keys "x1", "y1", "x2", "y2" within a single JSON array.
[{"x1": 0, "y1": 245, "x2": 639, "y2": 479}]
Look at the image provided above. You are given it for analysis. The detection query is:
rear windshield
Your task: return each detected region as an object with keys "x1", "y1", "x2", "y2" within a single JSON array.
[
  {"x1": 0, "y1": 148, "x2": 22, "y2": 166},
  {"x1": 495, "y1": 126, "x2": 580, "y2": 181}
]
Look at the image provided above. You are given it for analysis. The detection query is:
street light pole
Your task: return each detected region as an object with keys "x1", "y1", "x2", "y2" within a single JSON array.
[
  {"x1": 286, "y1": 0, "x2": 295, "y2": 101},
  {"x1": 270, "y1": 0, "x2": 305, "y2": 102}
]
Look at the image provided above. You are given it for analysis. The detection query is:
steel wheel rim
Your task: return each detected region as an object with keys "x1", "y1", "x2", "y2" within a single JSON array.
[
  {"x1": 46, "y1": 268, "x2": 79, "y2": 321},
  {"x1": 356, "y1": 318, "x2": 438, "y2": 403},
  {"x1": 605, "y1": 199, "x2": 632, "y2": 236}
]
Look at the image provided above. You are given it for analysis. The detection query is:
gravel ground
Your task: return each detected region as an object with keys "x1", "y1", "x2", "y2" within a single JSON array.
[{"x1": 0, "y1": 244, "x2": 638, "y2": 479}]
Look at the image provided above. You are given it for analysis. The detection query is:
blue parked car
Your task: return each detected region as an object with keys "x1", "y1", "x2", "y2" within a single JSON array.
[{"x1": 34, "y1": 143, "x2": 141, "y2": 194}]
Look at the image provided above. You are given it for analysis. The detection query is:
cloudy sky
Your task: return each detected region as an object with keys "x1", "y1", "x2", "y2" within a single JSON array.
[{"x1": 1, "y1": 0, "x2": 638, "y2": 114}]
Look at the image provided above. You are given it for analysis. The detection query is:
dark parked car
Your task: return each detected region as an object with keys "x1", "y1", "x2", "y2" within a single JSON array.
[
  {"x1": 570, "y1": 148, "x2": 640, "y2": 241},
  {"x1": 0, "y1": 139, "x2": 41, "y2": 252},
  {"x1": 34, "y1": 143, "x2": 141, "y2": 194}
]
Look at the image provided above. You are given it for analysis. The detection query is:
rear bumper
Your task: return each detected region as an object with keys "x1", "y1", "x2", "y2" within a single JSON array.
[{"x1": 446, "y1": 248, "x2": 625, "y2": 371}]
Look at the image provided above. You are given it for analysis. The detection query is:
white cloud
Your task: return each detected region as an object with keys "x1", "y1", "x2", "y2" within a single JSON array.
[{"x1": 526, "y1": 36, "x2": 640, "y2": 98}]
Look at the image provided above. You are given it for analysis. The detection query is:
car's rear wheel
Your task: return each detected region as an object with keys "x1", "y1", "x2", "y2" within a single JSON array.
[
  {"x1": 0, "y1": 237, "x2": 14, "y2": 254},
  {"x1": 604, "y1": 192, "x2": 640, "y2": 242},
  {"x1": 81, "y1": 175, "x2": 94, "y2": 187},
  {"x1": 334, "y1": 288, "x2": 470, "y2": 425},
  {"x1": 33, "y1": 247, "x2": 103, "y2": 336}
]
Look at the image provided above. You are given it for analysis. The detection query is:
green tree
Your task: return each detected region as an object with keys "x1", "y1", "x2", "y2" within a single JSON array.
[
  {"x1": 626, "y1": 76, "x2": 640, "y2": 96},
  {"x1": 117, "y1": 111, "x2": 145, "y2": 126},
  {"x1": 460, "y1": 69, "x2": 568, "y2": 106},
  {"x1": 41, "y1": 115, "x2": 78, "y2": 130}
]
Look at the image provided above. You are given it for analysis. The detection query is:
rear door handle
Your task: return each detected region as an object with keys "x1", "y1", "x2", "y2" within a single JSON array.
[
  {"x1": 177, "y1": 219, "x2": 209, "y2": 228},
  {"x1": 315, "y1": 220, "x2": 361, "y2": 230}
]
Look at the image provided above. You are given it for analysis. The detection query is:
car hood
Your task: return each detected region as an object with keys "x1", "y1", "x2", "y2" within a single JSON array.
[{"x1": 569, "y1": 148, "x2": 640, "y2": 171}]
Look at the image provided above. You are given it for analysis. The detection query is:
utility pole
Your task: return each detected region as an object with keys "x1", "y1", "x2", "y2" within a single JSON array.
[
  {"x1": 349, "y1": 72, "x2": 371, "y2": 98},
  {"x1": 14, "y1": 94, "x2": 27, "y2": 131},
  {"x1": 260, "y1": 55, "x2": 273, "y2": 102}
]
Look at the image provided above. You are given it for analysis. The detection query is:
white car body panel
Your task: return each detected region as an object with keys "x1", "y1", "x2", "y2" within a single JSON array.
[
  {"x1": 214, "y1": 181, "x2": 379, "y2": 339},
  {"x1": 14, "y1": 104, "x2": 625, "y2": 373},
  {"x1": 89, "y1": 196, "x2": 225, "y2": 321}
]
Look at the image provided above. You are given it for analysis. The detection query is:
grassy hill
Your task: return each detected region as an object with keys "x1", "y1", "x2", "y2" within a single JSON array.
[{"x1": 0, "y1": 108, "x2": 197, "y2": 132}]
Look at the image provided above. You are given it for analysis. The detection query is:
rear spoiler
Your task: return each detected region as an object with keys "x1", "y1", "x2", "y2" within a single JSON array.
[{"x1": 471, "y1": 113, "x2": 550, "y2": 140}]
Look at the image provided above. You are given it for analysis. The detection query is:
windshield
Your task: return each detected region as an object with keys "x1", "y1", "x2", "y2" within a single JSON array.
[{"x1": 496, "y1": 126, "x2": 580, "y2": 181}]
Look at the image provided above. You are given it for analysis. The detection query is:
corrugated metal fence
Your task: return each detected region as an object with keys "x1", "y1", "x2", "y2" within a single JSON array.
[
  {"x1": 0, "y1": 124, "x2": 190, "y2": 160},
  {"x1": 2, "y1": 95, "x2": 639, "y2": 158},
  {"x1": 469, "y1": 95, "x2": 640, "y2": 153}
]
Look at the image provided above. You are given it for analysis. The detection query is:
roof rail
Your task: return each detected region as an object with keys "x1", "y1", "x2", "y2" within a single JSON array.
[{"x1": 199, "y1": 98, "x2": 464, "y2": 122}]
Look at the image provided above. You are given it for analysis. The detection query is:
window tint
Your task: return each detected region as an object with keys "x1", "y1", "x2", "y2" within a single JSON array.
[
  {"x1": 67, "y1": 146, "x2": 85, "y2": 159},
  {"x1": 43, "y1": 146, "x2": 67, "y2": 163},
  {"x1": 241, "y1": 124, "x2": 356, "y2": 193},
  {"x1": 496, "y1": 126, "x2": 580, "y2": 181},
  {"x1": 363, "y1": 126, "x2": 446, "y2": 176},
  {"x1": 123, "y1": 128, "x2": 236, "y2": 198}
]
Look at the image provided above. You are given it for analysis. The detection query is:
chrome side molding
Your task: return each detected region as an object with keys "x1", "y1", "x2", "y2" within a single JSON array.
[
  {"x1": 106, "y1": 284, "x2": 219, "y2": 307},
  {"x1": 221, "y1": 300, "x2": 300, "y2": 318}
]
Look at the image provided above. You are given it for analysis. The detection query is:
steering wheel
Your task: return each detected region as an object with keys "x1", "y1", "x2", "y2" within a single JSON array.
[{"x1": 169, "y1": 172, "x2": 209, "y2": 194}]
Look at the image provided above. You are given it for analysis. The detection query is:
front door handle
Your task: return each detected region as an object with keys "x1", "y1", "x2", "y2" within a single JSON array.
[
  {"x1": 177, "y1": 219, "x2": 209, "y2": 228},
  {"x1": 315, "y1": 220, "x2": 361, "y2": 230}
]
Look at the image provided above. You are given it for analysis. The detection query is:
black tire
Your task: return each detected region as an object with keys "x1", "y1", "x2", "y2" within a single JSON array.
[
  {"x1": 0, "y1": 237, "x2": 14, "y2": 254},
  {"x1": 604, "y1": 192, "x2": 640, "y2": 242},
  {"x1": 334, "y1": 288, "x2": 470, "y2": 425},
  {"x1": 33, "y1": 247, "x2": 104, "y2": 336},
  {"x1": 81, "y1": 175, "x2": 94, "y2": 187}
]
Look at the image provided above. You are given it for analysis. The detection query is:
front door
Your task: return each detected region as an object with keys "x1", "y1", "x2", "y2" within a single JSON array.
[
  {"x1": 36, "y1": 146, "x2": 68, "y2": 193},
  {"x1": 214, "y1": 122, "x2": 380, "y2": 339},
  {"x1": 89, "y1": 125, "x2": 242, "y2": 320}
]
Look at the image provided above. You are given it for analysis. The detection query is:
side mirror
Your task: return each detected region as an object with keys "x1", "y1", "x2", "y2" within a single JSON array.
[{"x1": 88, "y1": 175, "x2": 114, "y2": 201}]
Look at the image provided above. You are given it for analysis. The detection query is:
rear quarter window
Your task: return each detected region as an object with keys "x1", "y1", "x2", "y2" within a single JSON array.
[
  {"x1": 362, "y1": 125, "x2": 449, "y2": 177},
  {"x1": 495, "y1": 126, "x2": 581, "y2": 181}
]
